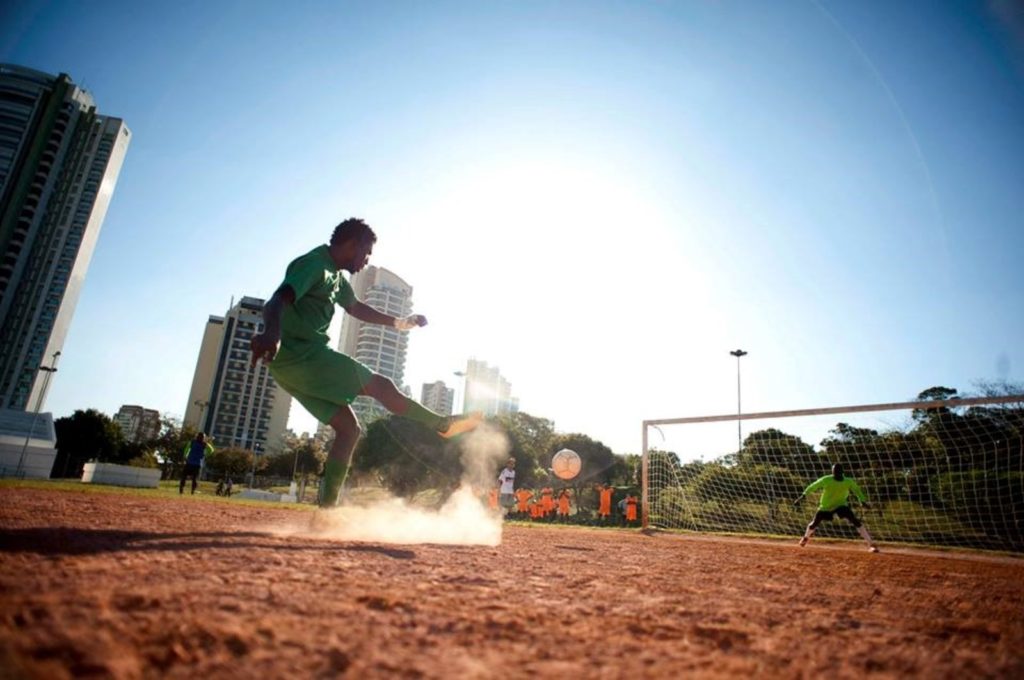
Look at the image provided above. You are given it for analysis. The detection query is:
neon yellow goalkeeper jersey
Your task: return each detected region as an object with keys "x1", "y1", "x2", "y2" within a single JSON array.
[{"x1": 803, "y1": 475, "x2": 867, "y2": 511}]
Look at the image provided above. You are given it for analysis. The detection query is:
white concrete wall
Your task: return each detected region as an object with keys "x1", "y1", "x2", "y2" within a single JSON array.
[{"x1": 81, "y1": 462, "x2": 161, "y2": 488}]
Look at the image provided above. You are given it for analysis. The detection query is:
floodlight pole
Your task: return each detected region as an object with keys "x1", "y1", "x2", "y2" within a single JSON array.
[
  {"x1": 730, "y1": 349, "x2": 748, "y2": 453},
  {"x1": 16, "y1": 351, "x2": 61, "y2": 477}
]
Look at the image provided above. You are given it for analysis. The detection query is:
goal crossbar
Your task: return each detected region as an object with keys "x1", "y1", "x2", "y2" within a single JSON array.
[{"x1": 643, "y1": 395, "x2": 1024, "y2": 428}]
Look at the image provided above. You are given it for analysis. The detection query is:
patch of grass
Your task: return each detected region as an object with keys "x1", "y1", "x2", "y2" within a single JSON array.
[{"x1": 0, "y1": 478, "x2": 315, "y2": 512}]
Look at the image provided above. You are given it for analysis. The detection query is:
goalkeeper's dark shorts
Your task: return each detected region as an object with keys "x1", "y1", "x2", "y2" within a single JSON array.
[{"x1": 809, "y1": 505, "x2": 862, "y2": 528}]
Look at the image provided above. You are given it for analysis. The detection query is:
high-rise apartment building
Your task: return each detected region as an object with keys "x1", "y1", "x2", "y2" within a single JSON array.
[
  {"x1": 420, "y1": 381, "x2": 454, "y2": 416},
  {"x1": 462, "y1": 359, "x2": 519, "y2": 417},
  {"x1": 0, "y1": 64, "x2": 130, "y2": 411},
  {"x1": 338, "y1": 266, "x2": 414, "y2": 425},
  {"x1": 184, "y1": 297, "x2": 291, "y2": 454},
  {"x1": 114, "y1": 404, "x2": 162, "y2": 444}
]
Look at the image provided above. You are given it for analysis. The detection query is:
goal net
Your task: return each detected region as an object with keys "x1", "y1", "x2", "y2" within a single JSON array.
[{"x1": 642, "y1": 395, "x2": 1024, "y2": 552}]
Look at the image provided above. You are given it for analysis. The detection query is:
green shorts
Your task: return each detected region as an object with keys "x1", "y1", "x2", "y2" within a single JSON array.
[{"x1": 269, "y1": 343, "x2": 374, "y2": 424}]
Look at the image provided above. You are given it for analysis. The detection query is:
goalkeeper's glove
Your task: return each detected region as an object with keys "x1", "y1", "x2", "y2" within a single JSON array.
[{"x1": 394, "y1": 314, "x2": 427, "y2": 331}]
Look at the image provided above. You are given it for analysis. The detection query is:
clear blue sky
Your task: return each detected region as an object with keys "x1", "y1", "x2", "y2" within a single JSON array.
[{"x1": 3, "y1": 0, "x2": 1022, "y2": 454}]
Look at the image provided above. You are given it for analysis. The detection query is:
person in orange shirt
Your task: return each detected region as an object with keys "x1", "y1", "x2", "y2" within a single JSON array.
[
  {"x1": 540, "y1": 487, "x2": 555, "y2": 518},
  {"x1": 625, "y1": 494, "x2": 638, "y2": 524},
  {"x1": 529, "y1": 500, "x2": 542, "y2": 520},
  {"x1": 598, "y1": 484, "x2": 613, "y2": 522},
  {"x1": 487, "y1": 487, "x2": 499, "y2": 511},
  {"x1": 514, "y1": 488, "x2": 533, "y2": 516},
  {"x1": 557, "y1": 489, "x2": 571, "y2": 519}
]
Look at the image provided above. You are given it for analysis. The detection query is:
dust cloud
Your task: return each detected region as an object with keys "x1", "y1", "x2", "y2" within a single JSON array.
[{"x1": 290, "y1": 424, "x2": 511, "y2": 546}]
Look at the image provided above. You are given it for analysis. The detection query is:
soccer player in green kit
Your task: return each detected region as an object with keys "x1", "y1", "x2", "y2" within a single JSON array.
[
  {"x1": 794, "y1": 463, "x2": 879, "y2": 552},
  {"x1": 250, "y1": 218, "x2": 481, "y2": 507}
]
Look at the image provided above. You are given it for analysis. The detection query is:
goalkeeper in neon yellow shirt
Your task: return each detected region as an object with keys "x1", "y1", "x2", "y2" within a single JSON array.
[
  {"x1": 250, "y1": 218, "x2": 482, "y2": 507},
  {"x1": 794, "y1": 463, "x2": 878, "y2": 552}
]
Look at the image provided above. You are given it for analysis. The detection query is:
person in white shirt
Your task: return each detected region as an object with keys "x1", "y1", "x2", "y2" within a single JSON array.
[{"x1": 497, "y1": 458, "x2": 516, "y2": 512}]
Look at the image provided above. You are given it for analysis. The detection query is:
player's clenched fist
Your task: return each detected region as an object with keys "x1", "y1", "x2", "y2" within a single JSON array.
[
  {"x1": 393, "y1": 314, "x2": 428, "y2": 331},
  {"x1": 250, "y1": 332, "x2": 279, "y2": 366}
]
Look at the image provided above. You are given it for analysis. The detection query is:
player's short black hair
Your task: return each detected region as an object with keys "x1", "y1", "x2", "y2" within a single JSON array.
[
  {"x1": 832, "y1": 462, "x2": 844, "y2": 480},
  {"x1": 330, "y1": 218, "x2": 377, "y2": 246}
]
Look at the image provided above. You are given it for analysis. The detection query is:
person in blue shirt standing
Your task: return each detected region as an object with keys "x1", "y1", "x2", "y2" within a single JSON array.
[{"x1": 180, "y1": 432, "x2": 214, "y2": 495}]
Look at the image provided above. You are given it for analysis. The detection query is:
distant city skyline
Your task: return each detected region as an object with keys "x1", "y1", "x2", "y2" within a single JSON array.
[{"x1": 3, "y1": 3, "x2": 1021, "y2": 454}]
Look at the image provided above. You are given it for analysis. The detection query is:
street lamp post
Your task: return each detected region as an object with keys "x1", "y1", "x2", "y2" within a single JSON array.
[
  {"x1": 729, "y1": 349, "x2": 748, "y2": 453},
  {"x1": 193, "y1": 400, "x2": 210, "y2": 479},
  {"x1": 249, "y1": 442, "x2": 263, "y2": 488},
  {"x1": 16, "y1": 351, "x2": 61, "y2": 478},
  {"x1": 453, "y1": 370, "x2": 465, "y2": 415},
  {"x1": 193, "y1": 400, "x2": 209, "y2": 432}
]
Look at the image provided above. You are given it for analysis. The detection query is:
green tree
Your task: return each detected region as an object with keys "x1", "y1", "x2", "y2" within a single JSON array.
[
  {"x1": 612, "y1": 453, "x2": 641, "y2": 486},
  {"x1": 912, "y1": 386, "x2": 959, "y2": 423},
  {"x1": 262, "y1": 434, "x2": 327, "y2": 479},
  {"x1": 352, "y1": 416, "x2": 458, "y2": 497},
  {"x1": 818, "y1": 422, "x2": 883, "y2": 477},
  {"x1": 740, "y1": 428, "x2": 818, "y2": 471},
  {"x1": 494, "y1": 412, "x2": 554, "y2": 487},
  {"x1": 548, "y1": 433, "x2": 617, "y2": 486},
  {"x1": 52, "y1": 409, "x2": 124, "y2": 478},
  {"x1": 149, "y1": 417, "x2": 197, "y2": 474},
  {"x1": 205, "y1": 447, "x2": 256, "y2": 478}
]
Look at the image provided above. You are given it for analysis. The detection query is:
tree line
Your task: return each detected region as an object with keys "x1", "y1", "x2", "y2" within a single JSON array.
[{"x1": 50, "y1": 409, "x2": 326, "y2": 484}]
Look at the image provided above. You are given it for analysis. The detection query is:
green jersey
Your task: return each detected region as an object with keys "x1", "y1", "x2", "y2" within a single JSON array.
[
  {"x1": 803, "y1": 475, "x2": 867, "y2": 511},
  {"x1": 278, "y1": 245, "x2": 355, "y2": 348}
]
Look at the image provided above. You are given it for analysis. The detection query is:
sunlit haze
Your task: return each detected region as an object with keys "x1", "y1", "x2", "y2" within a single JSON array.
[{"x1": 3, "y1": 1, "x2": 1021, "y2": 454}]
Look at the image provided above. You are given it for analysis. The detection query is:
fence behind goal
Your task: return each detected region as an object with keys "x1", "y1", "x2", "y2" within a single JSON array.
[{"x1": 641, "y1": 395, "x2": 1024, "y2": 552}]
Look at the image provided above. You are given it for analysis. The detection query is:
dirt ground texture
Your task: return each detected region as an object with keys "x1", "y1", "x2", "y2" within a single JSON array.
[{"x1": 1, "y1": 487, "x2": 1023, "y2": 679}]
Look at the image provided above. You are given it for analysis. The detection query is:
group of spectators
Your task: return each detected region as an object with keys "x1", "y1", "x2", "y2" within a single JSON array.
[{"x1": 487, "y1": 458, "x2": 640, "y2": 524}]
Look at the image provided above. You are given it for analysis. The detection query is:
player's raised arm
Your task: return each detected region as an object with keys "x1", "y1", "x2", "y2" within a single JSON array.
[
  {"x1": 344, "y1": 298, "x2": 427, "y2": 331},
  {"x1": 251, "y1": 284, "x2": 296, "y2": 366}
]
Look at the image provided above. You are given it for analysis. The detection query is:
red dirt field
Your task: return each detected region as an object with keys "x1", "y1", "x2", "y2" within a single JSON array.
[{"x1": 2, "y1": 487, "x2": 1023, "y2": 679}]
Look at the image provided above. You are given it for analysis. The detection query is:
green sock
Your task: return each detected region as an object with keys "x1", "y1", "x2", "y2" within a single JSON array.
[
  {"x1": 399, "y1": 398, "x2": 447, "y2": 431},
  {"x1": 320, "y1": 458, "x2": 349, "y2": 508}
]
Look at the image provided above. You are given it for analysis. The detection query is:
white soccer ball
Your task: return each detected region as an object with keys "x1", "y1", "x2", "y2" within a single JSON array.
[{"x1": 551, "y1": 449, "x2": 582, "y2": 480}]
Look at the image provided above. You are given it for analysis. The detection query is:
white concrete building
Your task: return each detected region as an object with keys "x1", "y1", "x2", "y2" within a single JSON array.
[
  {"x1": 462, "y1": 358, "x2": 518, "y2": 417},
  {"x1": 184, "y1": 297, "x2": 291, "y2": 454},
  {"x1": 0, "y1": 408, "x2": 56, "y2": 479},
  {"x1": 420, "y1": 380, "x2": 454, "y2": 416},
  {"x1": 114, "y1": 405, "x2": 162, "y2": 444},
  {"x1": 338, "y1": 266, "x2": 414, "y2": 426},
  {"x1": 0, "y1": 64, "x2": 130, "y2": 411}
]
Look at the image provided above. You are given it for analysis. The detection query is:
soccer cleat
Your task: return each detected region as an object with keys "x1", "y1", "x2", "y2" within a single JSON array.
[
  {"x1": 439, "y1": 412, "x2": 484, "y2": 439},
  {"x1": 869, "y1": 546, "x2": 879, "y2": 553},
  {"x1": 798, "y1": 536, "x2": 808, "y2": 547}
]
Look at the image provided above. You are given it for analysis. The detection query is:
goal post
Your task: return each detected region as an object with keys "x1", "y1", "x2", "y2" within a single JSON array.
[{"x1": 641, "y1": 395, "x2": 1024, "y2": 552}]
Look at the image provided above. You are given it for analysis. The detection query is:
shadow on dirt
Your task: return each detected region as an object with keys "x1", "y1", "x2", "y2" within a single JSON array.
[{"x1": 0, "y1": 527, "x2": 419, "y2": 559}]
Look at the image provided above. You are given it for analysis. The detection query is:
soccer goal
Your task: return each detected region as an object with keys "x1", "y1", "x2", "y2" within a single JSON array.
[{"x1": 641, "y1": 395, "x2": 1024, "y2": 552}]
